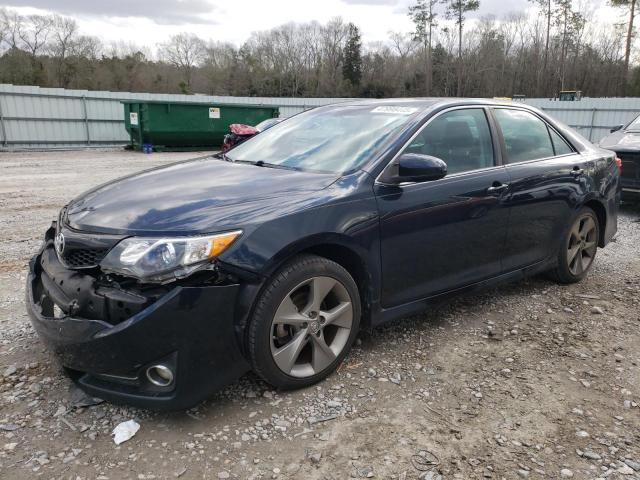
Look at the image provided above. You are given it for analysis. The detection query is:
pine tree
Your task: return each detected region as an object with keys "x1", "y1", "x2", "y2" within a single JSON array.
[
  {"x1": 342, "y1": 23, "x2": 362, "y2": 89},
  {"x1": 409, "y1": 0, "x2": 439, "y2": 95},
  {"x1": 555, "y1": 0, "x2": 584, "y2": 92},
  {"x1": 441, "y1": 0, "x2": 480, "y2": 96}
]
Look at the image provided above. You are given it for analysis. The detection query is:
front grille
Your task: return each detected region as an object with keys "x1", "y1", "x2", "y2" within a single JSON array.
[{"x1": 62, "y1": 248, "x2": 108, "y2": 268}]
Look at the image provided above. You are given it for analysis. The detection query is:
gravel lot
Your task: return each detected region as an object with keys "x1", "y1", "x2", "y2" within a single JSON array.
[{"x1": 1, "y1": 150, "x2": 639, "y2": 480}]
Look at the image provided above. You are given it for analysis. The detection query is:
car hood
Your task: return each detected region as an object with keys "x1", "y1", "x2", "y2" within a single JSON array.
[
  {"x1": 65, "y1": 157, "x2": 339, "y2": 235},
  {"x1": 599, "y1": 130, "x2": 640, "y2": 152}
]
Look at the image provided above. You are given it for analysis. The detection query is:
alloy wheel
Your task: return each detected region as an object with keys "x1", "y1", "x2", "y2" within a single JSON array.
[
  {"x1": 567, "y1": 214, "x2": 598, "y2": 276},
  {"x1": 270, "y1": 276, "x2": 353, "y2": 378}
]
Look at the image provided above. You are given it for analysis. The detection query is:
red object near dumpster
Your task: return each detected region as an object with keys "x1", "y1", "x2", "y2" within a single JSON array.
[{"x1": 221, "y1": 118, "x2": 283, "y2": 152}]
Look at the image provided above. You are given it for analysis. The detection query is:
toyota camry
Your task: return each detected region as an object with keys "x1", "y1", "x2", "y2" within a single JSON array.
[{"x1": 26, "y1": 99, "x2": 621, "y2": 409}]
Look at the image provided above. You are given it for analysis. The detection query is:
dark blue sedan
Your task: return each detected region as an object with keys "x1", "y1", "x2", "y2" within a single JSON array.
[{"x1": 26, "y1": 99, "x2": 621, "y2": 409}]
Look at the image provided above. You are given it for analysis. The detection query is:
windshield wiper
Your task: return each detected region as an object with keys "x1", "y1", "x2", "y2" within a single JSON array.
[
  {"x1": 214, "y1": 153, "x2": 264, "y2": 167},
  {"x1": 217, "y1": 156, "x2": 302, "y2": 171},
  {"x1": 254, "y1": 161, "x2": 301, "y2": 171}
]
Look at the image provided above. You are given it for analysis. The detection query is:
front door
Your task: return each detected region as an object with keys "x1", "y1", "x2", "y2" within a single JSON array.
[{"x1": 375, "y1": 107, "x2": 511, "y2": 308}]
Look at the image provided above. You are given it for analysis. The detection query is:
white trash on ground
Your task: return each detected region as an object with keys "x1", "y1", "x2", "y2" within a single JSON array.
[{"x1": 112, "y1": 420, "x2": 140, "y2": 445}]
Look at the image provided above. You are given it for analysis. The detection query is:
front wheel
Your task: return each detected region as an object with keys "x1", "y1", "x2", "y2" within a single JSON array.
[
  {"x1": 247, "y1": 254, "x2": 361, "y2": 389},
  {"x1": 550, "y1": 207, "x2": 599, "y2": 284}
]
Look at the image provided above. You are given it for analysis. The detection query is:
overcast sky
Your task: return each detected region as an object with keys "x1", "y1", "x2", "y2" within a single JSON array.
[{"x1": 5, "y1": 0, "x2": 622, "y2": 51}]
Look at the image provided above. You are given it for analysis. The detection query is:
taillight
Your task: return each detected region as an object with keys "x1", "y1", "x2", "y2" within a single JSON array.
[{"x1": 615, "y1": 156, "x2": 623, "y2": 174}]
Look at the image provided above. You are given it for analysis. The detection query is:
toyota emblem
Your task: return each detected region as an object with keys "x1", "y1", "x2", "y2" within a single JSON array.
[{"x1": 54, "y1": 232, "x2": 65, "y2": 256}]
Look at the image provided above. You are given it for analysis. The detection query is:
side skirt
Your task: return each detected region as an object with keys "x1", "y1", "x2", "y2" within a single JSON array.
[{"x1": 370, "y1": 259, "x2": 553, "y2": 328}]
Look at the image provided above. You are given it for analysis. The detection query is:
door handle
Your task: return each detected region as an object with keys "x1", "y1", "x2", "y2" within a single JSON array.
[
  {"x1": 570, "y1": 168, "x2": 584, "y2": 177},
  {"x1": 487, "y1": 182, "x2": 509, "y2": 194}
]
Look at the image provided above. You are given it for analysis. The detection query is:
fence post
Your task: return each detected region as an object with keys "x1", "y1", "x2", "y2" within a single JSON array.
[
  {"x1": 588, "y1": 108, "x2": 597, "y2": 142},
  {"x1": 82, "y1": 95, "x2": 90, "y2": 145},
  {"x1": 0, "y1": 93, "x2": 7, "y2": 147}
]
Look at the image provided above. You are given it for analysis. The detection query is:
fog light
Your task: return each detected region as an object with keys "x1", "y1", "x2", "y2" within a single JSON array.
[{"x1": 146, "y1": 365, "x2": 174, "y2": 387}]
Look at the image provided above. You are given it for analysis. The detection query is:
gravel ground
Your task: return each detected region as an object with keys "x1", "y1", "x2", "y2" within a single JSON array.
[{"x1": 1, "y1": 150, "x2": 639, "y2": 480}]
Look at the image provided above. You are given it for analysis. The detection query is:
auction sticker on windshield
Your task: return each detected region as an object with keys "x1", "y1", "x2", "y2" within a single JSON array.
[{"x1": 372, "y1": 106, "x2": 418, "y2": 115}]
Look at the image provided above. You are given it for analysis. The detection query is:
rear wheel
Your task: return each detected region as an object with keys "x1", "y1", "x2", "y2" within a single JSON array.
[
  {"x1": 550, "y1": 207, "x2": 599, "y2": 284},
  {"x1": 247, "y1": 255, "x2": 361, "y2": 389}
]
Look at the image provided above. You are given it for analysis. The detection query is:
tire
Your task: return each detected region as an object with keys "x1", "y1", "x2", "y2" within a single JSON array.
[
  {"x1": 549, "y1": 206, "x2": 600, "y2": 284},
  {"x1": 247, "y1": 254, "x2": 361, "y2": 389}
]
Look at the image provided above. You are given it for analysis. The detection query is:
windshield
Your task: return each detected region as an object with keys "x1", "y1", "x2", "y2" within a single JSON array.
[
  {"x1": 627, "y1": 115, "x2": 640, "y2": 131},
  {"x1": 226, "y1": 105, "x2": 419, "y2": 173},
  {"x1": 255, "y1": 118, "x2": 280, "y2": 131}
]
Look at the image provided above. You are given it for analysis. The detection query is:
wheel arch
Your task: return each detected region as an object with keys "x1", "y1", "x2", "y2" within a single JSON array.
[
  {"x1": 232, "y1": 233, "x2": 377, "y2": 357},
  {"x1": 583, "y1": 198, "x2": 607, "y2": 247},
  {"x1": 301, "y1": 243, "x2": 372, "y2": 326},
  {"x1": 262, "y1": 234, "x2": 375, "y2": 328}
]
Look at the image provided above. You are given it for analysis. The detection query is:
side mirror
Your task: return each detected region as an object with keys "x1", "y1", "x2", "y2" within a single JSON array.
[
  {"x1": 388, "y1": 153, "x2": 448, "y2": 183},
  {"x1": 610, "y1": 124, "x2": 624, "y2": 133}
]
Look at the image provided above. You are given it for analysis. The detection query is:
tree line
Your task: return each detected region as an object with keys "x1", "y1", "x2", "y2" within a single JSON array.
[{"x1": 0, "y1": 1, "x2": 638, "y2": 98}]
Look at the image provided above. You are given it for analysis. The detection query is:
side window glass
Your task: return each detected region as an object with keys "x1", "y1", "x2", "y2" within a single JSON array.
[
  {"x1": 494, "y1": 109, "x2": 554, "y2": 163},
  {"x1": 549, "y1": 128, "x2": 574, "y2": 156},
  {"x1": 403, "y1": 109, "x2": 494, "y2": 175}
]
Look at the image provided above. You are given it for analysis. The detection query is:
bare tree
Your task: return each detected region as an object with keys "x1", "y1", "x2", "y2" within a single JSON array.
[
  {"x1": 298, "y1": 22, "x2": 324, "y2": 95},
  {"x1": 610, "y1": 0, "x2": 639, "y2": 89},
  {"x1": 73, "y1": 35, "x2": 101, "y2": 59},
  {"x1": 49, "y1": 15, "x2": 78, "y2": 59},
  {"x1": 19, "y1": 15, "x2": 53, "y2": 56},
  {"x1": 320, "y1": 17, "x2": 349, "y2": 93},
  {"x1": 0, "y1": 5, "x2": 637, "y2": 98},
  {"x1": 48, "y1": 15, "x2": 80, "y2": 87},
  {"x1": 158, "y1": 33, "x2": 206, "y2": 91},
  {"x1": 106, "y1": 41, "x2": 151, "y2": 60},
  {"x1": 389, "y1": 31, "x2": 419, "y2": 59},
  {"x1": 0, "y1": 8, "x2": 9, "y2": 50},
  {"x1": 1, "y1": 9, "x2": 22, "y2": 49},
  {"x1": 275, "y1": 23, "x2": 307, "y2": 96},
  {"x1": 201, "y1": 41, "x2": 237, "y2": 94},
  {"x1": 528, "y1": 0, "x2": 554, "y2": 93}
]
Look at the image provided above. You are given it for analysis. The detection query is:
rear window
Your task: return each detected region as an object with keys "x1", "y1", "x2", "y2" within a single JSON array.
[
  {"x1": 494, "y1": 109, "x2": 554, "y2": 163},
  {"x1": 549, "y1": 128, "x2": 574, "y2": 156}
]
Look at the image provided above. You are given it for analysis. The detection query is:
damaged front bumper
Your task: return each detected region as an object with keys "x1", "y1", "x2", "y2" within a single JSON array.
[{"x1": 25, "y1": 227, "x2": 250, "y2": 410}]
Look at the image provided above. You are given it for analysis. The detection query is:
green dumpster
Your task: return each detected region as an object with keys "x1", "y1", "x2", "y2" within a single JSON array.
[{"x1": 122, "y1": 101, "x2": 279, "y2": 151}]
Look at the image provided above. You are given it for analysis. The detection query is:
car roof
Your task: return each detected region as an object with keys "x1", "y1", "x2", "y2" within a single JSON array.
[
  {"x1": 325, "y1": 97, "x2": 594, "y2": 171},
  {"x1": 334, "y1": 97, "x2": 523, "y2": 110}
]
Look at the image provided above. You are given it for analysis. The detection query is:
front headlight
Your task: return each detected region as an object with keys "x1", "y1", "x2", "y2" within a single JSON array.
[{"x1": 100, "y1": 230, "x2": 242, "y2": 282}]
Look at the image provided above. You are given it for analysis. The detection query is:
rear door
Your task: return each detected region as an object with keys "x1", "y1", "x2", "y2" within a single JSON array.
[
  {"x1": 375, "y1": 107, "x2": 511, "y2": 308},
  {"x1": 490, "y1": 107, "x2": 590, "y2": 271}
]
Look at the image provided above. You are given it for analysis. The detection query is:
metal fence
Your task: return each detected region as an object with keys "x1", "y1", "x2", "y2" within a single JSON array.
[
  {"x1": 1, "y1": 83, "x2": 639, "y2": 150},
  {"x1": 524, "y1": 97, "x2": 640, "y2": 143},
  {"x1": 0, "y1": 84, "x2": 354, "y2": 150}
]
